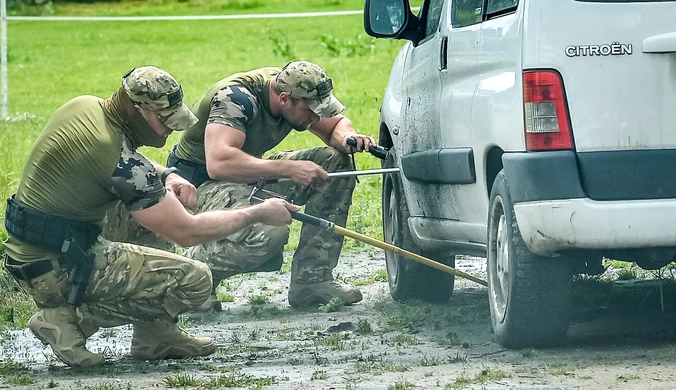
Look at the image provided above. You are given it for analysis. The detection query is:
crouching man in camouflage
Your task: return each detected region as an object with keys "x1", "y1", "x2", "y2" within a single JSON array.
[
  {"x1": 2, "y1": 66, "x2": 299, "y2": 367},
  {"x1": 168, "y1": 61, "x2": 375, "y2": 308}
]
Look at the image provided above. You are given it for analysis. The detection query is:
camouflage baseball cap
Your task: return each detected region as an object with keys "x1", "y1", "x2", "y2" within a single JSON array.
[
  {"x1": 122, "y1": 66, "x2": 198, "y2": 131},
  {"x1": 276, "y1": 61, "x2": 345, "y2": 118}
]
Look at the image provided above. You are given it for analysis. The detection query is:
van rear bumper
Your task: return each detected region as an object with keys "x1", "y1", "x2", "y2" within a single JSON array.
[
  {"x1": 503, "y1": 150, "x2": 676, "y2": 255},
  {"x1": 503, "y1": 149, "x2": 676, "y2": 202},
  {"x1": 513, "y1": 198, "x2": 676, "y2": 255}
]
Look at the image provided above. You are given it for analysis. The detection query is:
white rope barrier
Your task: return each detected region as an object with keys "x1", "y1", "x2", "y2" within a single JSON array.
[{"x1": 6, "y1": 9, "x2": 363, "y2": 22}]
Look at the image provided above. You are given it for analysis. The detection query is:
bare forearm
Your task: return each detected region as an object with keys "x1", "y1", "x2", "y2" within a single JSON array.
[
  {"x1": 132, "y1": 191, "x2": 297, "y2": 248},
  {"x1": 310, "y1": 116, "x2": 356, "y2": 153},
  {"x1": 207, "y1": 147, "x2": 294, "y2": 183},
  {"x1": 328, "y1": 119, "x2": 355, "y2": 151},
  {"x1": 170, "y1": 207, "x2": 261, "y2": 247}
]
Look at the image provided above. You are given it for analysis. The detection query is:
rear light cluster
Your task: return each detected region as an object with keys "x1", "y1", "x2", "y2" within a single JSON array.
[{"x1": 523, "y1": 71, "x2": 573, "y2": 151}]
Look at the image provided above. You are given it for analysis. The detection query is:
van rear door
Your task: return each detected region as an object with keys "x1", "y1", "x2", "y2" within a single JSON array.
[{"x1": 523, "y1": 0, "x2": 676, "y2": 152}]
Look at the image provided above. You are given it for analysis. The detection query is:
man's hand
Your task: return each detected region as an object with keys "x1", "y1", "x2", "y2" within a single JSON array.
[
  {"x1": 252, "y1": 198, "x2": 301, "y2": 225},
  {"x1": 341, "y1": 133, "x2": 376, "y2": 154},
  {"x1": 288, "y1": 160, "x2": 329, "y2": 186},
  {"x1": 165, "y1": 174, "x2": 197, "y2": 208}
]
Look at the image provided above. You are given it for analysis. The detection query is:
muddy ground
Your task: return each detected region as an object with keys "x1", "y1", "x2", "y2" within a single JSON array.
[{"x1": 2, "y1": 250, "x2": 676, "y2": 390}]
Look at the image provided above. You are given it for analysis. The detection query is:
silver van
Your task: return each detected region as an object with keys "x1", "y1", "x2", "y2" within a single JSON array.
[{"x1": 365, "y1": 0, "x2": 676, "y2": 347}]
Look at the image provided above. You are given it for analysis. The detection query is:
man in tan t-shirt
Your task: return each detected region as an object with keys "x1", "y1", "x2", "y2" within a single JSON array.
[
  {"x1": 3, "y1": 66, "x2": 298, "y2": 367},
  {"x1": 168, "y1": 61, "x2": 376, "y2": 308}
]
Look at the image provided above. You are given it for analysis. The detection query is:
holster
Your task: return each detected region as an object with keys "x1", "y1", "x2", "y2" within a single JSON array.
[
  {"x1": 4, "y1": 195, "x2": 101, "y2": 306},
  {"x1": 167, "y1": 145, "x2": 212, "y2": 188}
]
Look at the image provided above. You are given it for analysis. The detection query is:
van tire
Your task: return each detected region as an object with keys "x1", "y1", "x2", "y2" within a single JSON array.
[
  {"x1": 487, "y1": 171, "x2": 573, "y2": 347},
  {"x1": 382, "y1": 148, "x2": 455, "y2": 303}
]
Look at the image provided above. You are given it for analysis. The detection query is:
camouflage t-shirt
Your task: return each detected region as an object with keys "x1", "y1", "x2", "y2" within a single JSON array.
[
  {"x1": 3, "y1": 95, "x2": 165, "y2": 262},
  {"x1": 175, "y1": 67, "x2": 294, "y2": 164}
]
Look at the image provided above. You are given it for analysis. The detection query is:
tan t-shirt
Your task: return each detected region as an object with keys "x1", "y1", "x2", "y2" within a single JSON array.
[
  {"x1": 175, "y1": 67, "x2": 294, "y2": 164},
  {"x1": 4, "y1": 95, "x2": 165, "y2": 262}
]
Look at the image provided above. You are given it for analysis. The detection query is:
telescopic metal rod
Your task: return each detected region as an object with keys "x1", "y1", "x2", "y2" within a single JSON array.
[
  {"x1": 327, "y1": 168, "x2": 399, "y2": 178},
  {"x1": 247, "y1": 168, "x2": 400, "y2": 186}
]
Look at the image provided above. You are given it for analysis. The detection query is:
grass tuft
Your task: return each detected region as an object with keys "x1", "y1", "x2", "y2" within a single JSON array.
[
  {"x1": 165, "y1": 373, "x2": 200, "y2": 387},
  {"x1": 446, "y1": 367, "x2": 511, "y2": 389},
  {"x1": 387, "y1": 379, "x2": 415, "y2": 390},
  {"x1": 355, "y1": 318, "x2": 373, "y2": 335},
  {"x1": 0, "y1": 360, "x2": 29, "y2": 376},
  {"x1": 319, "y1": 297, "x2": 343, "y2": 313}
]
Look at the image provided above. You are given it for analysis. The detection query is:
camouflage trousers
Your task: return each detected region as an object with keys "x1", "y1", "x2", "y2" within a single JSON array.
[
  {"x1": 11, "y1": 237, "x2": 212, "y2": 327},
  {"x1": 185, "y1": 147, "x2": 356, "y2": 285}
]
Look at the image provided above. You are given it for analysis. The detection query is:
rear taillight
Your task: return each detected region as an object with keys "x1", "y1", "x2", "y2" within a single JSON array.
[{"x1": 523, "y1": 71, "x2": 573, "y2": 151}]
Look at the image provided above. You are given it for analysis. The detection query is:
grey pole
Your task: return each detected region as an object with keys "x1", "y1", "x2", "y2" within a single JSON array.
[{"x1": 327, "y1": 168, "x2": 400, "y2": 178}]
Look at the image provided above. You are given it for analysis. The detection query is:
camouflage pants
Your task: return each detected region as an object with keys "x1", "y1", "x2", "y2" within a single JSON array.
[
  {"x1": 12, "y1": 237, "x2": 212, "y2": 327},
  {"x1": 184, "y1": 147, "x2": 356, "y2": 285}
]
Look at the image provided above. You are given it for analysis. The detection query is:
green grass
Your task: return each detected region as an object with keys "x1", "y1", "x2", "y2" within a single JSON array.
[
  {"x1": 313, "y1": 333, "x2": 349, "y2": 351},
  {"x1": 391, "y1": 334, "x2": 417, "y2": 346},
  {"x1": 247, "y1": 294, "x2": 269, "y2": 306},
  {"x1": 352, "y1": 268, "x2": 388, "y2": 286},
  {"x1": 388, "y1": 380, "x2": 415, "y2": 390},
  {"x1": 6, "y1": 374, "x2": 34, "y2": 385},
  {"x1": 355, "y1": 318, "x2": 372, "y2": 335},
  {"x1": 33, "y1": 0, "x2": 369, "y2": 17},
  {"x1": 374, "y1": 299, "x2": 436, "y2": 334},
  {"x1": 0, "y1": 0, "x2": 403, "y2": 248},
  {"x1": 0, "y1": 0, "x2": 407, "y2": 325},
  {"x1": 355, "y1": 360, "x2": 408, "y2": 375},
  {"x1": 202, "y1": 373, "x2": 276, "y2": 388},
  {"x1": 446, "y1": 368, "x2": 511, "y2": 389},
  {"x1": 418, "y1": 354, "x2": 441, "y2": 367},
  {"x1": 80, "y1": 380, "x2": 134, "y2": 390},
  {"x1": 319, "y1": 296, "x2": 343, "y2": 313},
  {"x1": 310, "y1": 370, "x2": 329, "y2": 380},
  {"x1": 18, "y1": 0, "x2": 421, "y2": 17},
  {"x1": 164, "y1": 373, "x2": 200, "y2": 387},
  {"x1": 0, "y1": 359, "x2": 29, "y2": 376},
  {"x1": 0, "y1": 285, "x2": 36, "y2": 329}
]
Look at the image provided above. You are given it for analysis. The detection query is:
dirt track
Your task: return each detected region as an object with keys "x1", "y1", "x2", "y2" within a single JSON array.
[{"x1": 2, "y1": 251, "x2": 676, "y2": 389}]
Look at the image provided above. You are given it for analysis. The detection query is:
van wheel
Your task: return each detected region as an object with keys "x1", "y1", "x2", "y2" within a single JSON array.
[
  {"x1": 382, "y1": 148, "x2": 454, "y2": 303},
  {"x1": 487, "y1": 171, "x2": 573, "y2": 347}
]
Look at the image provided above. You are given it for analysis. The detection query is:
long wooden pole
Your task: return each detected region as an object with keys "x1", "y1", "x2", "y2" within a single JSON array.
[{"x1": 290, "y1": 210, "x2": 488, "y2": 287}]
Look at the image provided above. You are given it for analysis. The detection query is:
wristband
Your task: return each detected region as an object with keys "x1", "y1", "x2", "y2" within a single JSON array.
[{"x1": 160, "y1": 167, "x2": 181, "y2": 185}]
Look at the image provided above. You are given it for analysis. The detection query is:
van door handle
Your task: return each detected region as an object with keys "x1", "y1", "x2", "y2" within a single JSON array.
[
  {"x1": 643, "y1": 31, "x2": 676, "y2": 53},
  {"x1": 439, "y1": 36, "x2": 448, "y2": 71}
]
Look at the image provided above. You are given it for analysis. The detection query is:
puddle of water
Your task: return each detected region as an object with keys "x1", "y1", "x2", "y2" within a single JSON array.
[{"x1": 0, "y1": 325, "x2": 133, "y2": 364}]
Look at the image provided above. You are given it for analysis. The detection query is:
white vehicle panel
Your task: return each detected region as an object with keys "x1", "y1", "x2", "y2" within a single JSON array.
[
  {"x1": 380, "y1": 43, "x2": 410, "y2": 138},
  {"x1": 522, "y1": 0, "x2": 676, "y2": 152},
  {"x1": 514, "y1": 198, "x2": 676, "y2": 255},
  {"x1": 475, "y1": 9, "x2": 524, "y2": 152}
]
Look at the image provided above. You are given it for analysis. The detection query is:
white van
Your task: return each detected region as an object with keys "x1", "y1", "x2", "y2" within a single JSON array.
[{"x1": 365, "y1": 0, "x2": 676, "y2": 348}]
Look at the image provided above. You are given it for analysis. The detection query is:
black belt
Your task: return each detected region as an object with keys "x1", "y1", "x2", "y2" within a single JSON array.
[
  {"x1": 5, "y1": 195, "x2": 101, "y2": 253},
  {"x1": 4, "y1": 256, "x2": 64, "y2": 282},
  {"x1": 167, "y1": 145, "x2": 211, "y2": 188}
]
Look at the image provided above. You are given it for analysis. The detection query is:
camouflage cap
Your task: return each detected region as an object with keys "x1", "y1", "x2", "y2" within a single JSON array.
[
  {"x1": 122, "y1": 66, "x2": 198, "y2": 131},
  {"x1": 276, "y1": 61, "x2": 345, "y2": 118}
]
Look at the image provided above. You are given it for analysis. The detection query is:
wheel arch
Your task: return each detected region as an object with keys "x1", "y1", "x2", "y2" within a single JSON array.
[
  {"x1": 485, "y1": 146, "x2": 504, "y2": 200},
  {"x1": 379, "y1": 121, "x2": 394, "y2": 149}
]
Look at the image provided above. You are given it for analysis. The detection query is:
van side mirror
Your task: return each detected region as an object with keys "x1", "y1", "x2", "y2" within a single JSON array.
[{"x1": 364, "y1": 0, "x2": 418, "y2": 40}]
